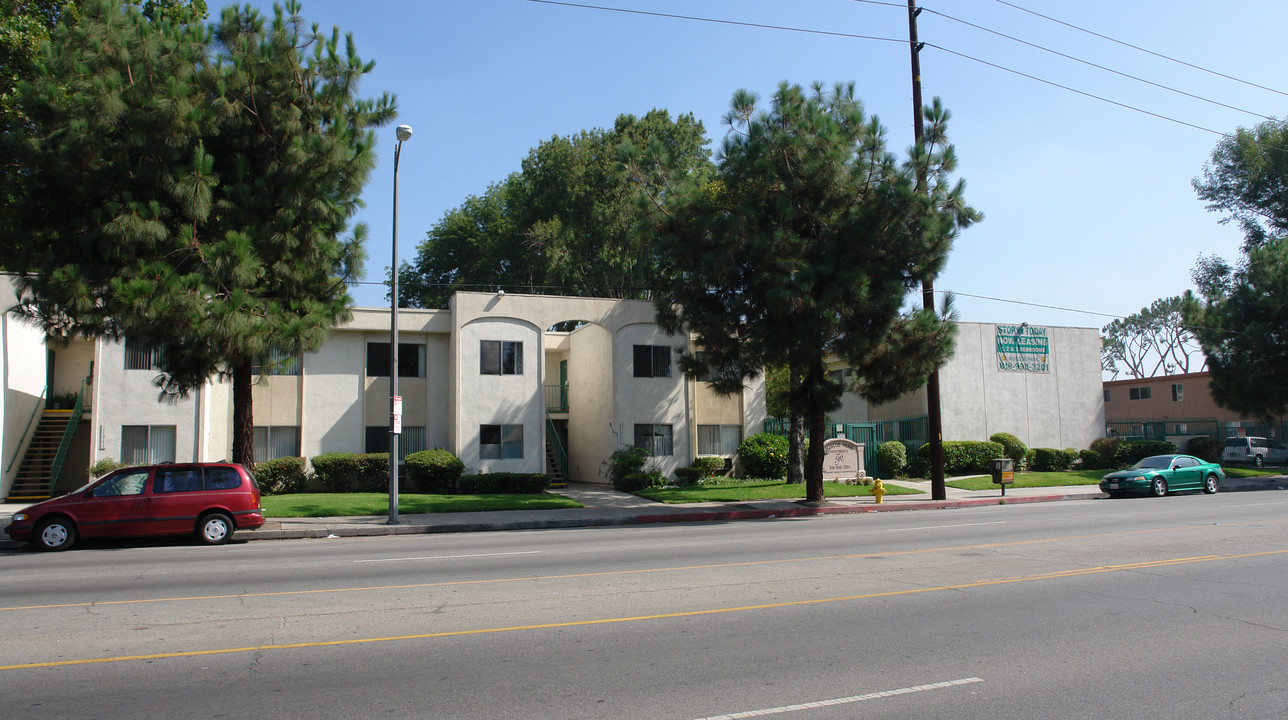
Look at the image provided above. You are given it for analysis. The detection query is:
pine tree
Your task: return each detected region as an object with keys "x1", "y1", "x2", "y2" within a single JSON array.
[
  {"x1": 5, "y1": 0, "x2": 394, "y2": 465},
  {"x1": 636, "y1": 83, "x2": 979, "y2": 502}
]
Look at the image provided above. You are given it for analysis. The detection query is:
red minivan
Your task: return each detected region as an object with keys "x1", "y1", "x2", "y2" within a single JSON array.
[{"x1": 5, "y1": 463, "x2": 264, "y2": 551}]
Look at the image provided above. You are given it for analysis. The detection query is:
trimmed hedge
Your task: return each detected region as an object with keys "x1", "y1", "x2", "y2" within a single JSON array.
[
  {"x1": 739, "y1": 432, "x2": 789, "y2": 479},
  {"x1": 1089, "y1": 437, "x2": 1119, "y2": 468},
  {"x1": 1078, "y1": 449, "x2": 1107, "y2": 470},
  {"x1": 673, "y1": 467, "x2": 705, "y2": 485},
  {"x1": 457, "y1": 473, "x2": 550, "y2": 494},
  {"x1": 695, "y1": 456, "x2": 726, "y2": 477},
  {"x1": 1185, "y1": 436, "x2": 1221, "y2": 463},
  {"x1": 877, "y1": 441, "x2": 908, "y2": 477},
  {"x1": 1112, "y1": 440, "x2": 1176, "y2": 468},
  {"x1": 918, "y1": 440, "x2": 1005, "y2": 476},
  {"x1": 607, "y1": 446, "x2": 650, "y2": 490},
  {"x1": 989, "y1": 432, "x2": 1028, "y2": 470},
  {"x1": 254, "y1": 456, "x2": 308, "y2": 495},
  {"x1": 405, "y1": 449, "x2": 466, "y2": 493},
  {"x1": 311, "y1": 452, "x2": 390, "y2": 492},
  {"x1": 1031, "y1": 447, "x2": 1077, "y2": 472}
]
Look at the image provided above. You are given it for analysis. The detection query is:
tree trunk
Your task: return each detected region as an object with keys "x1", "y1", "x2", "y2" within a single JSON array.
[
  {"x1": 231, "y1": 360, "x2": 254, "y2": 466},
  {"x1": 786, "y1": 359, "x2": 805, "y2": 485},
  {"x1": 804, "y1": 359, "x2": 828, "y2": 504}
]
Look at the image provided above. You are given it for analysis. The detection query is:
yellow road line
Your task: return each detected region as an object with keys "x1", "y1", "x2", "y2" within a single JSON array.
[
  {"x1": 3, "y1": 547, "x2": 1286, "y2": 672},
  {"x1": 4, "y1": 520, "x2": 1277, "y2": 613}
]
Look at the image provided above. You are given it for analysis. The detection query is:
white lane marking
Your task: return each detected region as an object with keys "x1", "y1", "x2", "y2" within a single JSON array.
[
  {"x1": 887, "y1": 521, "x2": 1006, "y2": 532},
  {"x1": 353, "y1": 551, "x2": 541, "y2": 563},
  {"x1": 1219, "y1": 500, "x2": 1288, "y2": 508},
  {"x1": 690, "y1": 677, "x2": 985, "y2": 719}
]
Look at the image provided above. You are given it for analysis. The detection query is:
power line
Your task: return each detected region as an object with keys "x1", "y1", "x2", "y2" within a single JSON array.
[{"x1": 991, "y1": 0, "x2": 1288, "y2": 99}]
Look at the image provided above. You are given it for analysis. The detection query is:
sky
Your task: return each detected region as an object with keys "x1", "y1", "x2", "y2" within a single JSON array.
[{"x1": 239, "y1": 0, "x2": 1288, "y2": 332}]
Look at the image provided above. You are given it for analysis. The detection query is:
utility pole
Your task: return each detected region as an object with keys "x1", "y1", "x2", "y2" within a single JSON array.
[{"x1": 908, "y1": 0, "x2": 947, "y2": 501}]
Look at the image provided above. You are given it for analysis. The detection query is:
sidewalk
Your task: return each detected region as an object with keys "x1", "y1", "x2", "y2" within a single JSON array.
[{"x1": 4, "y1": 475, "x2": 1284, "y2": 546}]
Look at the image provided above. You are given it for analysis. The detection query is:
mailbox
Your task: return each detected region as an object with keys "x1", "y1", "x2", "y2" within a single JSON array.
[{"x1": 990, "y1": 458, "x2": 1014, "y2": 495}]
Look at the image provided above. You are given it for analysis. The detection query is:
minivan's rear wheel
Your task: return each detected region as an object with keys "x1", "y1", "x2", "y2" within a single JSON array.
[
  {"x1": 1204, "y1": 474, "x2": 1219, "y2": 494},
  {"x1": 1151, "y1": 477, "x2": 1169, "y2": 497},
  {"x1": 35, "y1": 517, "x2": 77, "y2": 551},
  {"x1": 1255, "y1": 454, "x2": 1264, "y2": 468},
  {"x1": 198, "y1": 512, "x2": 234, "y2": 545}
]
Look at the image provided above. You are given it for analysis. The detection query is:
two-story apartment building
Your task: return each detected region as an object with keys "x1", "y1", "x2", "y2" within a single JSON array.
[{"x1": 3, "y1": 291, "x2": 766, "y2": 499}]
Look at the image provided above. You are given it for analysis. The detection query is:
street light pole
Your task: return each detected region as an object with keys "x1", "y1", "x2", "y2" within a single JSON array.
[{"x1": 389, "y1": 124, "x2": 412, "y2": 525}]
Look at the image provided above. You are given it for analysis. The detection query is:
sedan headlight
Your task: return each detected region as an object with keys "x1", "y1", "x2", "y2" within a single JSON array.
[{"x1": 11, "y1": 512, "x2": 27, "y2": 522}]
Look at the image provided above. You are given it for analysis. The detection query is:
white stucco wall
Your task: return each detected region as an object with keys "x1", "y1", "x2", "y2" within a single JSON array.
[
  {"x1": 568, "y1": 323, "x2": 613, "y2": 483},
  {"x1": 93, "y1": 340, "x2": 206, "y2": 463},
  {"x1": 613, "y1": 323, "x2": 689, "y2": 477},
  {"x1": 940, "y1": 323, "x2": 1104, "y2": 451},
  {"x1": 1, "y1": 281, "x2": 49, "y2": 497},
  {"x1": 457, "y1": 317, "x2": 544, "y2": 474}
]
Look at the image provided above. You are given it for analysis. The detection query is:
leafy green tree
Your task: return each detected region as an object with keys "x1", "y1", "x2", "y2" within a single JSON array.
[
  {"x1": 1101, "y1": 296, "x2": 1205, "y2": 379},
  {"x1": 635, "y1": 82, "x2": 979, "y2": 502},
  {"x1": 1184, "y1": 119, "x2": 1288, "y2": 419},
  {"x1": 401, "y1": 109, "x2": 713, "y2": 307},
  {"x1": 5, "y1": 0, "x2": 394, "y2": 464}
]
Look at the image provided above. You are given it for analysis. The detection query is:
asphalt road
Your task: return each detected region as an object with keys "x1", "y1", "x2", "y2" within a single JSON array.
[{"x1": 3, "y1": 491, "x2": 1287, "y2": 719}]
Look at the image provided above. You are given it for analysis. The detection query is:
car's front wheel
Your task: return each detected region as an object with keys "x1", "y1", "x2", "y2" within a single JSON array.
[
  {"x1": 1151, "y1": 477, "x2": 1169, "y2": 497},
  {"x1": 1204, "y1": 474, "x2": 1219, "y2": 494},
  {"x1": 197, "y1": 512, "x2": 234, "y2": 545},
  {"x1": 34, "y1": 517, "x2": 77, "y2": 551}
]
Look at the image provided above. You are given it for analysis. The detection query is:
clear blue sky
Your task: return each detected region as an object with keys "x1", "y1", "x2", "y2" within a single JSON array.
[{"x1": 243, "y1": 0, "x2": 1287, "y2": 332}]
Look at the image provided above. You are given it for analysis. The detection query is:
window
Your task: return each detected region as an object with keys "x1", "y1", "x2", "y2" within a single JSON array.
[
  {"x1": 480, "y1": 340, "x2": 523, "y2": 375},
  {"x1": 124, "y1": 338, "x2": 163, "y2": 370},
  {"x1": 252, "y1": 348, "x2": 301, "y2": 376},
  {"x1": 480, "y1": 424, "x2": 524, "y2": 459},
  {"x1": 152, "y1": 466, "x2": 242, "y2": 493},
  {"x1": 698, "y1": 425, "x2": 742, "y2": 456},
  {"x1": 634, "y1": 345, "x2": 672, "y2": 378},
  {"x1": 634, "y1": 424, "x2": 673, "y2": 456},
  {"x1": 253, "y1": 426, "x2": 301, "y2": 461},
  {"x1": 828, "y1": 368, "x2": 854, "y2": 387},
  {"x1": 1171, "y1": 383, "x2": 1183, "y2": 402},
  {"x1": 1103, "y1": 389, "x2": 1111, "y2": 402},
  {"x1": 364, "y1": 425, "x2": 426, "y2": 462},
  {"x1": 120, "y1": 425, "x2": 176, "y2": 465},
  {"x1": 91, "y1": 469, "x2": 149, "y2": 497},
  {"x1": 1129, "y1": 386, "x2": 1152, "y2": 400},
  {"x1": 366, "y1": 342, "x2": 426, "y2": 378}
]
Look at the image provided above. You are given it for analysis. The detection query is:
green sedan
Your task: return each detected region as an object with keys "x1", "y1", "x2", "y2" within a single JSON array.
[{"x1": 1100, "y1": 454, "x2": 1225, "y2": 497}]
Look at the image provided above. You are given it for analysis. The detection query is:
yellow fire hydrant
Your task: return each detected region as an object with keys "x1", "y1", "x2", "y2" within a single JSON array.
[{"x1": 872, "y1": 478, "x2": 886, "y2": 504}]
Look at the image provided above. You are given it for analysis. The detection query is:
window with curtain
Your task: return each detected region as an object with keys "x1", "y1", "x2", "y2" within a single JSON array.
[
  {"x1": 633, "y1": 345, "x2": 672, "y2": 378},
  {"x1": 366, "y1": 342, "x2": 426, "y2": 378},
  {"x1": 251, "y1": 348, "x2": 301, "y2": 376},
  {"x1": 123, "y1": 338, "x2": 163, "y2": 371},
  {"x1": 634, "y1": 424, "x2": 673, "y2": 456},
  {"x1": 480, "y1": 424, "x2": 523, "y2": 459},
  {"x1": 120, "y1": 425, "x2": 176, "y2": 465},
  {"x1": 253, "y1": 426, "x2": 301, "y2": 461},
  {"x1": 698, "y1": 424, "x2": 742, "y2": 456}
]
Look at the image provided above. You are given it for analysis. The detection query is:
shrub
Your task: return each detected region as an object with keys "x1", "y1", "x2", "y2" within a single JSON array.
[
  {"x1": 673, "y1": 467, "x2": 704, "y2": 485},
  {"x1": 254, "y1": 456, "x2": 308, "y2": 495},
  {"x1": 1112, "y1": 440, "x2": 1176, "y2": 468},
  {"x1": 310, "y1": 452, "x2": 390, "y2": 492},
  {"x1": 694, "y1": 456, "x2": 726, "y2": 477},
  {"x1": 1185, "y1": 436, "x2": 1222, "y2": 463},
  {"x1": 616, "y1": 469, "x2": 666, "y2": 493},
  {"x1": 1030, "y1": 447, "x2": 1076, "y2": 472},
  {"x1": 918, "y1": 440, "x2": 1005, "y2": 476},
  {"x1": 877, "y1": 441, "x2": 908, "y2": 477},
  {"x1": 907, "y1": 455, "x2": 930, "y2": 479},
  {"x1": 88, "y1": 458, "x2": 125, "y2": 479},
  {"x1": 1089, "y1": 437, "x2": 1119, "y2": 468},
  {"x1": 1078, "y1": 449, "x2": 1107, "y2": 470},
  {"x1": 405, "y1": 449, "x2": 466, "y2": 493},
  {"x1": 607, "y1": 446, "x2": 650, "y2": 491},
  {"x1": 989, "y1": 433, "x2": 1028, "y2": 470},
  {"x1": 738, "y1": 432, "x2": 789, "y2": 479},
  {"x1": 457, "y1": 473, "x2": 550, "y2": 494}
]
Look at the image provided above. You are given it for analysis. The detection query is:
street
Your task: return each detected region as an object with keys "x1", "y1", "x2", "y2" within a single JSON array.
[{"x1": 4, "y1": 492, "x2": 1287, "y2": 719}]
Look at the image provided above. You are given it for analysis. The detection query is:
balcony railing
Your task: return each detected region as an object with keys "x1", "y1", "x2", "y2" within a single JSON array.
[{"x1": 545, "y1": 384, "x2": 569, "y2": 413}]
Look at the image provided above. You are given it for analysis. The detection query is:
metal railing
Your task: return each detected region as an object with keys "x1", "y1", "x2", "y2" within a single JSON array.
[
  {"x1": 546, "y1": 416, "x2": 568, "y2": 481},
  {"x1": 48, "y1": 381, "x2": 88, "y2": 494},
  {"x1": 544, "y1": 384, "x2": 569, "y2": 413}
]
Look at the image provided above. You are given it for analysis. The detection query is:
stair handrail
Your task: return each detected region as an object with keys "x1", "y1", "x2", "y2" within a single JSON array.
[
  {"x1": 545, "y1": 415, "x2": 569, "y2": 481},
  {"x1": 5, "y1": 387, "x2": 47, "y2": 474},
  {"x1": 47, "y1": 380, "x2": 87, "y2": 494}
]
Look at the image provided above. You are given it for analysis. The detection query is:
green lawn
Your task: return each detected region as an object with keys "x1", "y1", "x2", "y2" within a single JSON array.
[
  {"x1": 945, "y1": 465, "x2": 1285, "y2": 491},
  {"x1": 635, "y1": 479, "x2": 923, "y2": 504},
  {"x1": 1222, "y1": 466, "x2": 1287, "y2": 478},
  {"x1": 261, "y1": 492, "x2": 583, "y2": 518}
]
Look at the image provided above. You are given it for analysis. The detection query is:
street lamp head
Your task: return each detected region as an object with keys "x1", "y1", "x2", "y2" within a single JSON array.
[{"x1": 396, "y1": 124, "x2": 413, "y2": 142}]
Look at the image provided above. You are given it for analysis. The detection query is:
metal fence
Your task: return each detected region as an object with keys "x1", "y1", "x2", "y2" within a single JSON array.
[{"x1": 764, "y1": 415, "x2": 929, "y2": 479}]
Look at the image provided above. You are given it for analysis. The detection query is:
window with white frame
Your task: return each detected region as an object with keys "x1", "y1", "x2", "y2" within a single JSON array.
[
  {"x1": 480, "y1": 340, "x2": 523, "y2": 375},
  {"x1": 252, "y1": 348, "x2": 301, "y2": 376},
  {"x1": 698, "y1": 424, "x2": 742, "y2": 456},
  {"x1": 253, "y1": 426, "x2": 300, "y2": 461},
  {"x1": 480, "y1": 424, "x2": 523, "y2": 459},
  {"x1": 124, "y1": 338, "x2": 163, "y2": 370},
  {"x1": 633, "y1": 345, "x2": 672, "y2": 378},
  {"x1": 1129, "y1": 386, "x2": 1152, "y2": 400},
  {"x1": 634, "y1": 424, "x2": 673, "y2": 456},
  {"x1": 120, "y1": 425, "x2": 176, "y2": 465}
]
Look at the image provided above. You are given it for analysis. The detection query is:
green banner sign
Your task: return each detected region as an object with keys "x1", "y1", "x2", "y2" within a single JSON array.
[{"x1": 996, "y1": 324, "x2": 1049, "y2": 373}]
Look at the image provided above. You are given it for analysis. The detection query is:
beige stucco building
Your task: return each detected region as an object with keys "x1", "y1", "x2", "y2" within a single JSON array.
[{"x1": 4, "y1": 291, "x2": 767, "y2": 499}]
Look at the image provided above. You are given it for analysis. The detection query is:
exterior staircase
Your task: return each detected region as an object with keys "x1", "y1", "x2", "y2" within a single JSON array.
[
  {"x1": 7, "y1": 410, "x2": 74, "y2": 502},
  {"x1": 544, "y1": 438, "x2": 567, "y2": 488}
]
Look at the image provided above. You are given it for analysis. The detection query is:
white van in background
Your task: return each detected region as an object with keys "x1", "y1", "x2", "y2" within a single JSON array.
[{"x1": 1221, "y1": 436, "x2": 1288, "y2": 467}]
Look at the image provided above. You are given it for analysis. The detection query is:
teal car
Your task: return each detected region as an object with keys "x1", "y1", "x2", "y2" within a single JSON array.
[{"x1": 1100, "y1": 454, "x2": 1225, "y2": 497}]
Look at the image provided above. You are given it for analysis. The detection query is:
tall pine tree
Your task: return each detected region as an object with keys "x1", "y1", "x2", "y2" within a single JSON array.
[{"x1": 5, "y1": 0, "x2": 394, "y2": 465}]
